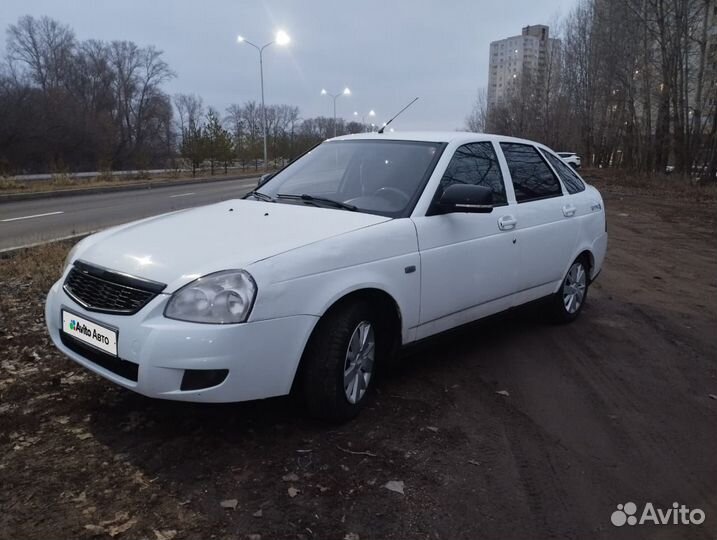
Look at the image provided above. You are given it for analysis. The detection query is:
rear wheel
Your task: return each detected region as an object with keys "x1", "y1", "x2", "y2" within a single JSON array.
[
  {"x1": 550, "y1": 257, "x2": 589, "y2": 323},
  {"x1": 301, "y1": 300, "x2": 381, "y2": 421}
]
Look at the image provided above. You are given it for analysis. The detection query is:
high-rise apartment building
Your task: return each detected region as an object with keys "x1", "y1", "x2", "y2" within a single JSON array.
[{"x1": 487, "y1": 25, "x2": 560, "y2": 110}]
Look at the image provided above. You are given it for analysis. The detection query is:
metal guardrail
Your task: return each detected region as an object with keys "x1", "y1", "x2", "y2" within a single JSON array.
[{"x1": 8, "y1": 165, "x2": 257, "y2": 183}]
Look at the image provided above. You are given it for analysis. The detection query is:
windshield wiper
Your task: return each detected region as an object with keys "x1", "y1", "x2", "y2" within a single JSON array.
[
  {"x1": 276, "y1": 193, "x2": 357, "y2": 211},
  {"x1": 246, "y1": 190, "x2": 276, "y2": 202}
]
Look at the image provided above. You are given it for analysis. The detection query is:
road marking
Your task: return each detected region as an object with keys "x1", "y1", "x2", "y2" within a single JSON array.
[
  {"x1": 1, "y1": 211, "x2": 64, "y2": 222},
  {"x1": 169, "y1": 192, "x2": 195, "y2": 198}
]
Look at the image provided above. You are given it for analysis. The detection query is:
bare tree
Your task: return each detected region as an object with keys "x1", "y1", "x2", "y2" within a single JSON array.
[
  {"x1": 474, "y1": 0, "x2": 715, "y2": 177},
  {"x1": 2, "y1": 15, "x2": 177, "y2": 172},
  {"x1": 7, "y1": 15, "x2": 76, "y2": 93},
  {"x1": 464, "y1": 88, "x2": 488, "y2": 132},
  {"x1": 175, "y1": 93, "x2": 204, "y2": 134},
  {"x1": 108, "y1": 41, "x2": 174, "y2": 163}
]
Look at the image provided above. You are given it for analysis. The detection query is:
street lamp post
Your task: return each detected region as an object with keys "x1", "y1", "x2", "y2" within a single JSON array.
[
  {"x1": 237, "y1": 30, "x2": 290, "y2": 171},
  {"x1": 321, "y1": 87, "x2": 351, "y2": 137},
  {"x1": 353, "y1": 109, "x2": 376, "y2": 131}
]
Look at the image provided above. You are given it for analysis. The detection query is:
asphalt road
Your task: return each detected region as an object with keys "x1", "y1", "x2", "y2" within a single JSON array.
[{"x1": 0, "y1": 177, "x2": 258, "y2": 251}]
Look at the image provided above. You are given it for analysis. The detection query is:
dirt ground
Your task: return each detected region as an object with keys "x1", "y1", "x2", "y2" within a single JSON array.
[{"x1": 1, "y1": 172, "x2": 716, "y2": 540}]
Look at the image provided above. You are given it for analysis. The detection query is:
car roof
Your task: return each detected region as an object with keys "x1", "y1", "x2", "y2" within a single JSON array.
[{"x1": 331, "y1": 131, "x2": 555, "y2": 149}]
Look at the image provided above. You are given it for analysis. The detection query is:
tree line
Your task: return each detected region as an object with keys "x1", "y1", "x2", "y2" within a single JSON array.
[
  {"x1": 0, "y1": 15, "x2": 367, "y2": 175},
  {"x1": 0, "y1": 15, "x2": 175, "y2": 174},
  {"x1": 179, "y1": 96, "x2": 366, "y2": 175},
  {"x1": 468, "y1": 0, "x2": 716, "y2": 177}
]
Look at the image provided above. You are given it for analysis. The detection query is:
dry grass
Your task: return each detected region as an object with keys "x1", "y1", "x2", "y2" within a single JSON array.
[
  {"x1": 0, "y1": 177, "x2": 24, "y2": 191},
  {"x1": 94, "y1": 169, "x2": 116, "y2": 184},
  {"x1": 0, "y1": 169, "x2": 271, "y2": 195},
  {"x1": 50, "y1": 172, "x2": 79, "y2": 187},
  {"x1": 0, "y1": 241, "x2": 69, "y2": 295}
]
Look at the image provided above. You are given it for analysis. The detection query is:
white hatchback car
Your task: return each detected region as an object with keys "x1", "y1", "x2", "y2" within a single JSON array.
[
  {"x1": 46, "y1": 132, "x2": 607, "y2": 419},
  {"x1": 557, "y1": 152, "x2": 582, "y2": 169}
]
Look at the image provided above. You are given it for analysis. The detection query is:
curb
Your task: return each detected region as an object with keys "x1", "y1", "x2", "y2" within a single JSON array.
[{"x1": 0, "y1": 173, "x2": 261, "y2": 203}]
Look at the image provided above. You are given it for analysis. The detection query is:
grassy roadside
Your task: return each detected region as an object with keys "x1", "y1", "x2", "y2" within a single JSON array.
[
  {"x1": 0, "y1": 240, "x2": 69, "y2": 292},
  {"x1": 0, "y1": 169, "x2": 269, "y2": 196}
]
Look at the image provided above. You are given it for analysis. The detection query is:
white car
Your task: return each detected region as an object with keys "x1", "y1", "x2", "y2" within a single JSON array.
[
  {"x1": 557, "y1": 152, "x2": 581, "y2": 169},
  {"x1": 46, "y1": 132, "x2": 607, "y2": 420}
]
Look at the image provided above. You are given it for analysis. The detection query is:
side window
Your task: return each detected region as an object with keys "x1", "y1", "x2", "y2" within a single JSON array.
[
  {"x1": 500, "y1": 143, "x2": 562, "y2": 203},
  {"x1": 436, "y1": 142, "x2": 507, "y2": 205},
  {"x1": 541, "y1": 150, "x2": 586, "y2": 194}
]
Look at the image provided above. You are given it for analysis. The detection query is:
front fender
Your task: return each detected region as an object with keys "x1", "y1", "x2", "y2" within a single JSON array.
[{"x1": 246, "y1": 219, "x2": 421, "y2": 344}]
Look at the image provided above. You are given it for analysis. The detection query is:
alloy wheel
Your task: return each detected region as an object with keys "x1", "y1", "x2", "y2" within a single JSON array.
[
  {"x1": 343, "y1": 320, "x2": 375, "y2": 404},
  {"x1": 563, "y1": 262, "x2": 587, "y2": 314}
]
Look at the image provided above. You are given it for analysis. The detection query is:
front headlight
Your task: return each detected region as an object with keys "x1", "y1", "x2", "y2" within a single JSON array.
[{"x1": 164, "y1": 270, "x2": 257, "y2": 324}]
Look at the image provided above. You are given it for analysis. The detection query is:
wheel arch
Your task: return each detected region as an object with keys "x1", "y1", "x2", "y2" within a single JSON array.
[
  {"x1": 577, "y1": 249, "x2": 594, "y2": 278},
  {"x1": 290, "y1": 286, "x2": 403, "y2": 393},
  {"x1": 554, "y1": 248, "x2": 596, "y2": 295}
]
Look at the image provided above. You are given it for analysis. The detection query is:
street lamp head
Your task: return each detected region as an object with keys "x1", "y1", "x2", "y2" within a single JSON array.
[
  {"x1": 343, "y1": 87, "x2": 351, "y2": 96},
  {"x1": 368, "y1": 109, "x2": 376, "y2": 117},
  {"x1": 275, "y1": 30, "x2": 291, "y2": 46},
  {"x1": 236, "y1": 35, "x2": 245, "y2": 43},
  {"x1": 321, "y1": 88, "x2": 327, "y2": 95},
  {"x1": 353, "y1": 111, "x2": 359, "y2": 116}
]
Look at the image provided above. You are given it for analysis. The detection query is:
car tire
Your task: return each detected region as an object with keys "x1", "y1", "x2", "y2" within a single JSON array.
[
  {"x1": 550, "y1": 256, "x2": 590, "y2": 323},
  {"x1": 300, "y1": 300, "x2": 381, "y2": 421}
]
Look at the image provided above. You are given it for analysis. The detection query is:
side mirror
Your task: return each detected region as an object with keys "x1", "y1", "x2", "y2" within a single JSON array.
[
  {"x1": 438, "y1": 184, "x2": 493, "y2": 214},
  {"x1": 257, "y1": 173, "x2": 273, "y2": 187}
]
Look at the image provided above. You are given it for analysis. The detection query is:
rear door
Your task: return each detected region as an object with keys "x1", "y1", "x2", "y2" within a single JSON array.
[
  {"x1": 499, "y1": 142, "x2": 578, "y2": 296},
  {"x1": 412, "y1": 141, "x2": 520, "y2": 337}
]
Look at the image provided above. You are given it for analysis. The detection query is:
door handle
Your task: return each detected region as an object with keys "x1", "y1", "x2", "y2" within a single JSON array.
[
  {"x1": 498, "y1": 215, "x2": 517, "y2": 231},
  {"x1": 562, "y1": 204, "x2": 577, "y2": 217}
]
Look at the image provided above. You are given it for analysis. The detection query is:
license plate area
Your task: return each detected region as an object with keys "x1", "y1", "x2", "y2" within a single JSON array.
[{"x1": 61, "y1": 310, "x2": 118, "y2": 357}]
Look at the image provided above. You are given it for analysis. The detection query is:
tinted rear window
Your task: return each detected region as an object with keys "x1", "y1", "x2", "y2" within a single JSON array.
[
  {"x1": 542, "y1": 150, "x2": 586, "y2": 194},
  {"x1": 500, "y1": 143, "x2": 562, "y2": 203}
]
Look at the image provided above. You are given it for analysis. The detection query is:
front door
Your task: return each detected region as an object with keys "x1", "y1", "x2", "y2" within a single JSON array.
[{"x1": 412, "y1": 142, "x2": 520, "y2": 339}]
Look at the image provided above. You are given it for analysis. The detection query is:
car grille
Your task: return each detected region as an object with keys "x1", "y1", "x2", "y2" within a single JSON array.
[
  {"x1": 63, "y1": 260, "x2": 166, "y2": 315},
  {"x1": 60, "y1": 332, "x2": 139, "y2": 382}
]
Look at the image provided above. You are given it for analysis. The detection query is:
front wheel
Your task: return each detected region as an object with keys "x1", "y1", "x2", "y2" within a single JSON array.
[
  {"x1": 549, "y1": 257, "x2": 589, "y2": 323},
  {"x1": 300, "y1": 300, "x2": 381, "y2": 421}
]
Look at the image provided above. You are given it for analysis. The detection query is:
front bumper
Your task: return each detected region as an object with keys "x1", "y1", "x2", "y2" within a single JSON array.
[{"x1": 45, "y1": 279, "x2": 318, "y2": 402}]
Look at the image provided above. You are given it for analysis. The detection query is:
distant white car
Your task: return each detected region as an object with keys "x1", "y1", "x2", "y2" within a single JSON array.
[
  {"x1": 46, "y1": 132, "x2": 607, "y2": 420},
  {"x1": 557, "y1": 152, "x2": 581, "y2": 169}
]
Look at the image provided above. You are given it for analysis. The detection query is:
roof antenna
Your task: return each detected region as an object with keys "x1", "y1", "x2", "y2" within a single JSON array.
[{"x1": 377, "y1": 97, "x2": 419, "y2": 134}]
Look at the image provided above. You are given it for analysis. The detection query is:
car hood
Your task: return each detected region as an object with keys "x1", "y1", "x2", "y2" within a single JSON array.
[{"x1": 74, "y1": 199, "x2": 390, "y2": 291}]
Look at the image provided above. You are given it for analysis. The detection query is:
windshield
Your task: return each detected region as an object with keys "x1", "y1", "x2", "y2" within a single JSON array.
[{"x1": 256, "y1": 139, "x2": 444, "y2": 217}]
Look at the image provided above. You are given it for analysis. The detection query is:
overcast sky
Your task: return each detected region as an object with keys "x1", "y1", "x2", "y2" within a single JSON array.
[{"x1": 1, "y1": 1, "x2": 575, "y2": 131}]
